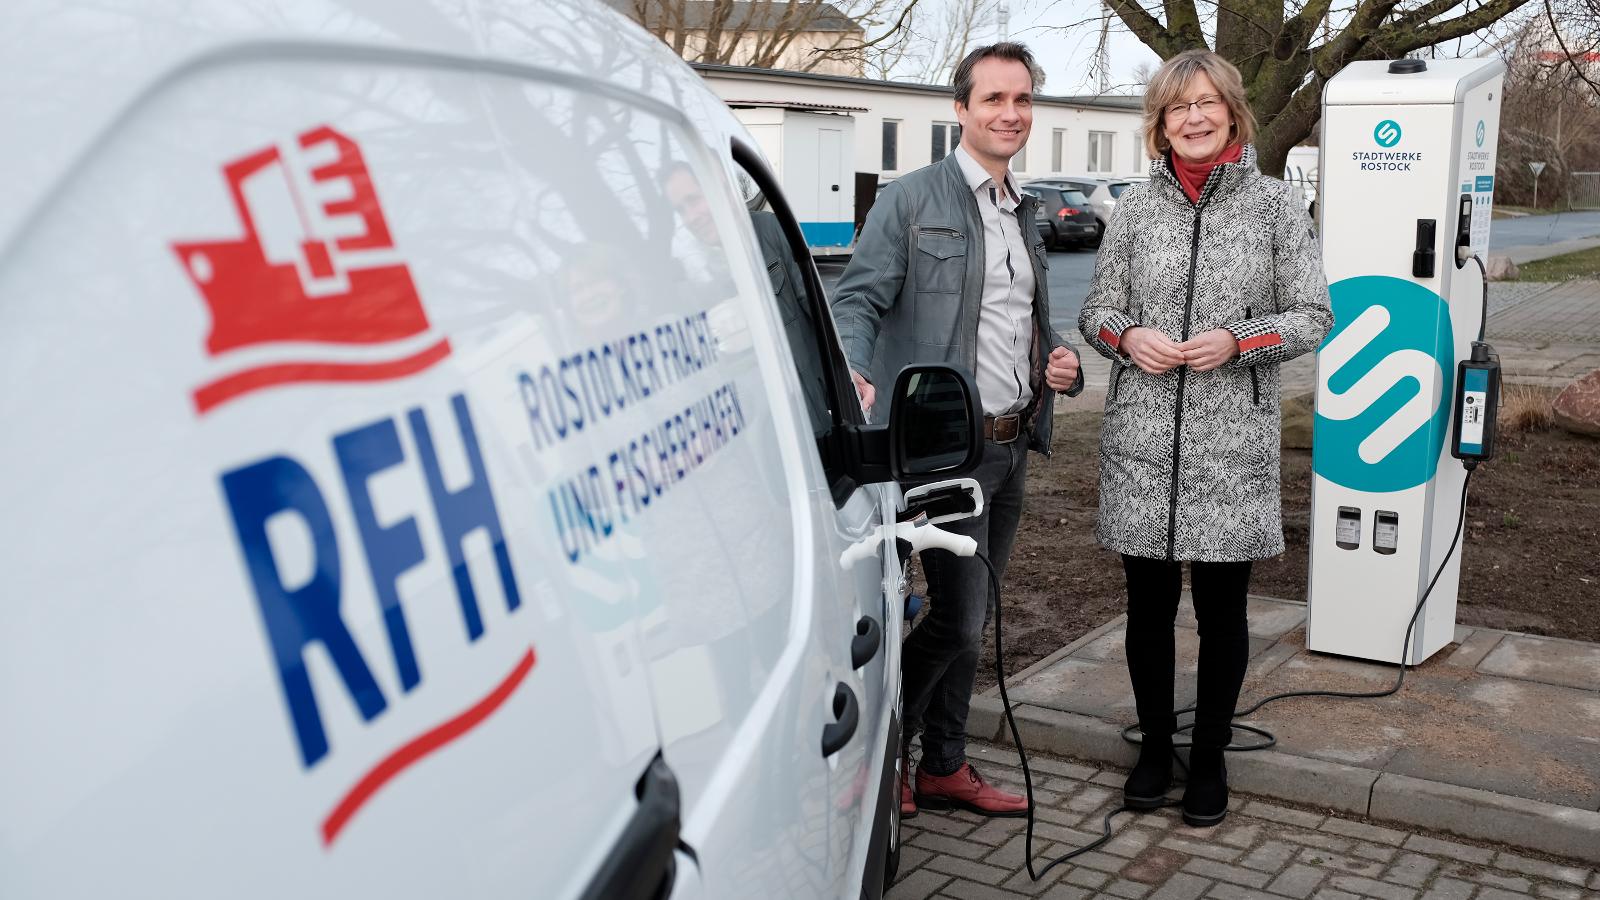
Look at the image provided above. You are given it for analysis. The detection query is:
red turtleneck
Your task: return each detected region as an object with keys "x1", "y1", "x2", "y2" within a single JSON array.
[{"x1": 1172, "y1": 142, "x2": 1243, "y2": 203}]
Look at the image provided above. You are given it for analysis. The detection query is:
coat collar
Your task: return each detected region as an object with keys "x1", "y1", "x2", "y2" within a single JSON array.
[{"x1": 1149, "y1": 142, "x2": 1259, "y2": 205}]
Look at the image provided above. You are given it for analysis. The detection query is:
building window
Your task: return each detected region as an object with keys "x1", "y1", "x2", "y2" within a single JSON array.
[
  {"x1": 931, "y1": 122, "x2": 960, "y2": 163},
  {"x1": 1088, "y1": 131, "x2": 1114, "y2": 174},
  {"x1": 882, "y1": 119, "x2": 900, "y2": 172},
  {"x1": 1012, "y1": 141, "x2": 1027, "y2": 173},
  {"x1": 1051, "y1": 129, "x2": 1066, "y2": 172}
]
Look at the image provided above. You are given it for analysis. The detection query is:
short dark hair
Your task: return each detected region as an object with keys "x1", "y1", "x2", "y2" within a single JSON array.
[{"x1": 952, "y1": 42, "x2": 1042, "y2": 106}]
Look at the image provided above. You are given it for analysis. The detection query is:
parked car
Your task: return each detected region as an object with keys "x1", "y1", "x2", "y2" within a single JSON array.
[
  {"x1": 1024, "y1": 176, "x2": 1128, "y2": 246},
  {"x1": 0, "y1": 1, "x2": 985, "y2": 898},
  {"x1": 1021, "y1": 185, "x2": 1100, "y2": 250}
]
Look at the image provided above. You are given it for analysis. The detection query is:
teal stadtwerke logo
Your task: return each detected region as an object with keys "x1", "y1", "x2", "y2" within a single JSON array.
[
  {"x1": 1476, "y1": 120, "x2": 1486, "y2": 148},
  {"x1": 1374, "y1": 120, "x2": 1402, "y2": 148},
  {"x1": 1313, "y1": 276, "x2": 1454, "y2": 493}
]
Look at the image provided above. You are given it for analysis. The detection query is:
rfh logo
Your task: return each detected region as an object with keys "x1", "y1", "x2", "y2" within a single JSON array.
[
  {"x1": 1314, "y1": 276, "x2": 1454, "y2": 492},
  {"x1": 173, "y1": 125, "x2": 450, "y2": 414}
]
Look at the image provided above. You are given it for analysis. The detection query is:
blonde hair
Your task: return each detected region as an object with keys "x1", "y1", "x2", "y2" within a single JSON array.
[{"x1": 1142, "y1": 50, "x2": 1256, "y2": 160}]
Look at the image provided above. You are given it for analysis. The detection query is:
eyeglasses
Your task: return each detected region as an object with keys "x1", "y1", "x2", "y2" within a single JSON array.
[{"x1": 1164, "y1": 95, "x2": 1224, "y2": 121}]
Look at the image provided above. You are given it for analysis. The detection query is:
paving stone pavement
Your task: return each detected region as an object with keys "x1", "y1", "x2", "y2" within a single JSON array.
[{"x1": 888, "y1": 742, "x2": 1600, "y2": 900}]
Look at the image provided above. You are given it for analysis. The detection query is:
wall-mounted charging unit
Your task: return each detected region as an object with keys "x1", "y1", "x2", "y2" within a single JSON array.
[{"x1": 1308, "y1": 57, "x2": 1504, "y2": 666}]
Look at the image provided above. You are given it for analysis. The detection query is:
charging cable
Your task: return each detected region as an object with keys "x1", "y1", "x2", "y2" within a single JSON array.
[{"x1": 984, "y1": 468, "x2": 1474, "y2": 882}]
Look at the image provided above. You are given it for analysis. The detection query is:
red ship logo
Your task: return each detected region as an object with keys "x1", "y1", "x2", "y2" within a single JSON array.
[{"x1": 174, "y1": 125, "x2": 450, "y2": 414}]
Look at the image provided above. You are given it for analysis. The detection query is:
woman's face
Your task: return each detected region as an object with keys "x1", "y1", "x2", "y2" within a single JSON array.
[{"x1": 1162, "y1": 71, "x2": 1233, "y2": 164}]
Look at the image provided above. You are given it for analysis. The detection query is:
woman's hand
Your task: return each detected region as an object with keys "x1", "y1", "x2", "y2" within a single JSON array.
[
  {"x1": 1178, "y1": 329, "x2": 1240, "y2": 373},
  {"x1": 1121, "y1": 326, "x2": 1187, "y2": 375}
]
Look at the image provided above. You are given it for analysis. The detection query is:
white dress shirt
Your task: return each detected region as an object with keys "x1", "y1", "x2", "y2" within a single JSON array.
[{"x1": 953, "y1": 145, "x2": 1036, "y2": 417}]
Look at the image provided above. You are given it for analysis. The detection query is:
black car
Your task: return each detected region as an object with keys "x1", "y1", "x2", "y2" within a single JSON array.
[{"x1": 1021, "y1": 186, "x2": 1100, "y2": 250}]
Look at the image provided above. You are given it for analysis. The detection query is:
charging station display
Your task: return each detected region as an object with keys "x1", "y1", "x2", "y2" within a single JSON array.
[{"x1": 1307, "y1": 58, "x2": 1504, "y2": 666}]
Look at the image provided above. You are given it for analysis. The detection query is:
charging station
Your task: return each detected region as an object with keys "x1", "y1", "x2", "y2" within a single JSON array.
[{"x1": 1307, "y1": 58, "x2": 1504, "y2": 665}]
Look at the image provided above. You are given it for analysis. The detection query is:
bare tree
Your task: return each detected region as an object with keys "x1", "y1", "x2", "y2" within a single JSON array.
[
  {"x1": 1088, "y1": 0, "x2": 1539, "y2": 176},
  {"x1": 857, "y1": 0, "x2": 1009, "y2": 83},
  {"x1": 628, "y1": 0, "x2": 922, "y2": 74},
  {"x1": 1491, "y1": 0, "x2": 1600, "y2": 205}
]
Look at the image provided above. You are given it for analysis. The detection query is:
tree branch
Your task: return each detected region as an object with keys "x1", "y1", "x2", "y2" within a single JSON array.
[
  {"x1": 1165, "y1": 0, "x2": 1207, "y2": 47},
  {"x1": 1105, "y1": 0, "x2": 1193, "y2": 57},
  {"x1": 1545, "y1": 0, "x2": 1600, "y2": 102},
  {"x1": 1374, "y1": 0, "x2": 1535, "y2": 54}
]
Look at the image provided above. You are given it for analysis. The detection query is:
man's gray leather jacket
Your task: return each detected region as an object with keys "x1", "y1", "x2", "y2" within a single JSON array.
[{"x1": 831, "y1": 152, "x2": 1080, "y2": 454}]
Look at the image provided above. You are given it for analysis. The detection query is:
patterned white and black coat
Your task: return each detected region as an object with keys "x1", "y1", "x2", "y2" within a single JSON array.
[{"x1": 1078, "y1": 145, "x2": 1333, "y2": 562}]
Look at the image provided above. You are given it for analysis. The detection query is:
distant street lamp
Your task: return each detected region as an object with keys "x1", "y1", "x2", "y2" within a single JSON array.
[{"x1": 1529, "y1": 161, "x2": 1547, "y2": 210}]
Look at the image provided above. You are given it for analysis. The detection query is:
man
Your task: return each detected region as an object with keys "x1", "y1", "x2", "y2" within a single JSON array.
[{"x1": 832, "y1": 42, "x2": 1083, "y2": 819}]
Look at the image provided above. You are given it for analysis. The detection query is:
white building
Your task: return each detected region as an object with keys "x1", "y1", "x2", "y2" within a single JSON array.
[{"x1": 694, "y1": 63, "x2": 1148, "y2": 182}]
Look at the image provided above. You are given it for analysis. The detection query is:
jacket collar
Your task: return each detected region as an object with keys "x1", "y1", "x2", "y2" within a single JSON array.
[
  {"x1": 1150, "y1": 142, "x2": 1258, "y2": 205},
  {"x1": 939, "y1": 149, "x2": 1035, "y2": 215}
]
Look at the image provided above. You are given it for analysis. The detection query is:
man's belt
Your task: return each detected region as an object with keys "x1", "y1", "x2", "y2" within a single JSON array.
[{"x1": 983, "y1": 413, "x2": 1022, "y2": 444}]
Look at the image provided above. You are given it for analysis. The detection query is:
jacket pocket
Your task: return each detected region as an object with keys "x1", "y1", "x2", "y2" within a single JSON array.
[
  {"x1": 1033, "y1": 239, "x2": 1050, "y2": 271},
  {"x1": 913, "y1": 227, "x2": 966, "y2": 294},
  {"x1": 766, "y1": 259, "x2": 790, "y2": 308},
  {"x1": 1110, "y1": 364, "x2": 1126, "y2": 403}
]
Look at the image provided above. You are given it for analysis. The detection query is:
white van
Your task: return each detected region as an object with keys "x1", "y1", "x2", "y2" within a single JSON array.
[{"x1": 0, "y1": 2, "x2": 983, "y2": 898}]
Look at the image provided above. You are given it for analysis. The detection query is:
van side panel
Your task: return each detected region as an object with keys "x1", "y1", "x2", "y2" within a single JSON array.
[{"x1": 0, "y1": 58, "x2": 731, "y2": 897}]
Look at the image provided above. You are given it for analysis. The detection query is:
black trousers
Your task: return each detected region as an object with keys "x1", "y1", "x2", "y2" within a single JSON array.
[{"x1": 1121, "y1": 554, "x2": 1252, "y2": 749}]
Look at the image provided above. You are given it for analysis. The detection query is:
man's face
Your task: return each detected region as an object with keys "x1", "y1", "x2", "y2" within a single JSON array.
[
  {"x1": 666, "y1": 168, "x2": 719, "y2": 245},
  {"x1": 955, "y1": 58, "x2": 1033, "y2": 170}
]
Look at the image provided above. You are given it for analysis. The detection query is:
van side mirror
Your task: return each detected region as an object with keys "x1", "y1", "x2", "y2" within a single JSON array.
[
  {"x1": 836, "y1": 364, "x2": 982, "y2": 487},
  {"x1": 888, "y1": 365, "x2": 982, "y2": 480}
]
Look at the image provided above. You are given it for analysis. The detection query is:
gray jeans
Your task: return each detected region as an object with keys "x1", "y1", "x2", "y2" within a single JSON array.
[{"x1": 903, "y1": 439, "x2": 1028, "y2": 776}]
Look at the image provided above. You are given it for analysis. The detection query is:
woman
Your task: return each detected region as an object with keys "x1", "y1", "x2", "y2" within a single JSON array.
[{"x1": 1077, "y1": 50, "x2": 1333, "y2": 827}]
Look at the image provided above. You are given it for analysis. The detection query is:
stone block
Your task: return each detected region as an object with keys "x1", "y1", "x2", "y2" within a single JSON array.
[
  {"x1": 1553, "y1": 367, "x2": 1600, "y2": 437},
  {"x1": 1477, "y1": 634, "x2": 1600, "y2": 692},
  {"x1": 1226, "y1": 748, "x2": 1379, "y2": 816},
  {"x1": 1373, "y1": 773, "x2": 1600, "y2": 864}
]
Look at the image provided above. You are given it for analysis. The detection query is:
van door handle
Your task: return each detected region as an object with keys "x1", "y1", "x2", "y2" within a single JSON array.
[
  {"x1": 579, "y1": 754, "x2": 681, "y2": 900},
  {"x1": 851, "y1": 615, "x2": 882, "y2": 668},
  {"x1": 820, "y1": 683, "x2": 859, "y2": 756}
]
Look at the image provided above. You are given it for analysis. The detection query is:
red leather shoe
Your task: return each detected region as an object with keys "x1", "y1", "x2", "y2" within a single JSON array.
[
  {"x1": 900, "y1": 763, "x2": 918, "y2": 820},
  {"x1": 914, "y1": 763, "x2": 1029, "y2": 818}
]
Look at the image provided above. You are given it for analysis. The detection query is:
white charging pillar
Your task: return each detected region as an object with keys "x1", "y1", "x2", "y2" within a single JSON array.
[{"x1": 1306, "y1": 58, "x2": 1504, "y2": 665}]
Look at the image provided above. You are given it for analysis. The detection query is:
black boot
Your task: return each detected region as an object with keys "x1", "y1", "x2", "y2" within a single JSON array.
[
  {"x1": 1120, "y1": 555, "x2": 1181, "y2": 809},
  {"x1": 1182, "y1": 740, "x2": 1229, "y2": 827},
  {"x1": 1185, "y1": 561, "x2": 1251, "y2": 828},
  {"x1": 1123, "y1": 732, "x2": 1174, "y2": 808}
]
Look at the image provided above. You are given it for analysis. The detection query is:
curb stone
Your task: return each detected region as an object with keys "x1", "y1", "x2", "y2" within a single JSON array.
[
  {"x1": 1369, "y1": 773, "x2": 1600, "y2": 866},
  {"x1": 980, "y1": 701, "x2": 1600, "y2": 865}
]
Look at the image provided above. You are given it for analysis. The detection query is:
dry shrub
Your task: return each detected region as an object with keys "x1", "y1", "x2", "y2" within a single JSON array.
[{"x1": 1498, "y1": 383, "x2": 1556, "y2": 435}]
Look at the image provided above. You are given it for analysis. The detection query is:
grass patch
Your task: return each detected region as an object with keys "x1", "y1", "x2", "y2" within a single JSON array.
[
  {"x1": 1499, "y1": 383, "x2": 1557, "y2": 436},
  {"x1": 1516, "y1": 245, "x2": 1600, "y2": 282}
]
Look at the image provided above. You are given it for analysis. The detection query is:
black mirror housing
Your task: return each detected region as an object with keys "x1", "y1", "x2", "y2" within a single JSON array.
[{"x1": 836, "y1": 364, "x2": 982, "y2": 488}]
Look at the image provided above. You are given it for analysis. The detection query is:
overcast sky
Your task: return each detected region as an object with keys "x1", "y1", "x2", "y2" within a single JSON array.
[{"x1": 1005, "y1": 0, "x2": 1161, "y2": 96}]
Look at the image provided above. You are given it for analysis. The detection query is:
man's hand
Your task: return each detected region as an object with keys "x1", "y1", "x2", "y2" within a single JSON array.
[
  {"x1": 850, "y1": 369, "x2": 876, "y2": 415},
  {"x1": 1121, "y1": 326, "x2": 1187, "y2": 375},
  {"x1": 1178, "y1": 329, "x2": 1240, "y2": 373},
  {"x1": 1045, "y1": 346, "x2": 1080, "y2": 393}
]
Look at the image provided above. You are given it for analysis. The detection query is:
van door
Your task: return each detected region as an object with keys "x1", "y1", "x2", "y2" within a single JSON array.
[
  {"x1": 728, "y1": 148, "x2": 903, "y2": 899},
  {"x1": 472, "y1": 72, "x2": 860, "y2": 896}
]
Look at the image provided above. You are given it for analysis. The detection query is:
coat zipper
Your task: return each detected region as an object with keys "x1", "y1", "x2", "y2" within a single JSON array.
[
  {"x1": 1167, "y1": 200, "x2": 1205, "y2": 561},
  {"x1": 1246, "y1": 305, "x2": 1260, "y2": 405}
]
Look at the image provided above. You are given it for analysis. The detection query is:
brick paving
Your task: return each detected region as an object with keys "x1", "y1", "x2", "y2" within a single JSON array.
[{"x1": 888, "y1": 742, "x2": 1598, "y2": 900}]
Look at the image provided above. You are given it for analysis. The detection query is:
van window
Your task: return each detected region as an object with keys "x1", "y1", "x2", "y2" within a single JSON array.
[{"x1": 733, "y1": 153, "x2": 861, "y2": 491}]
